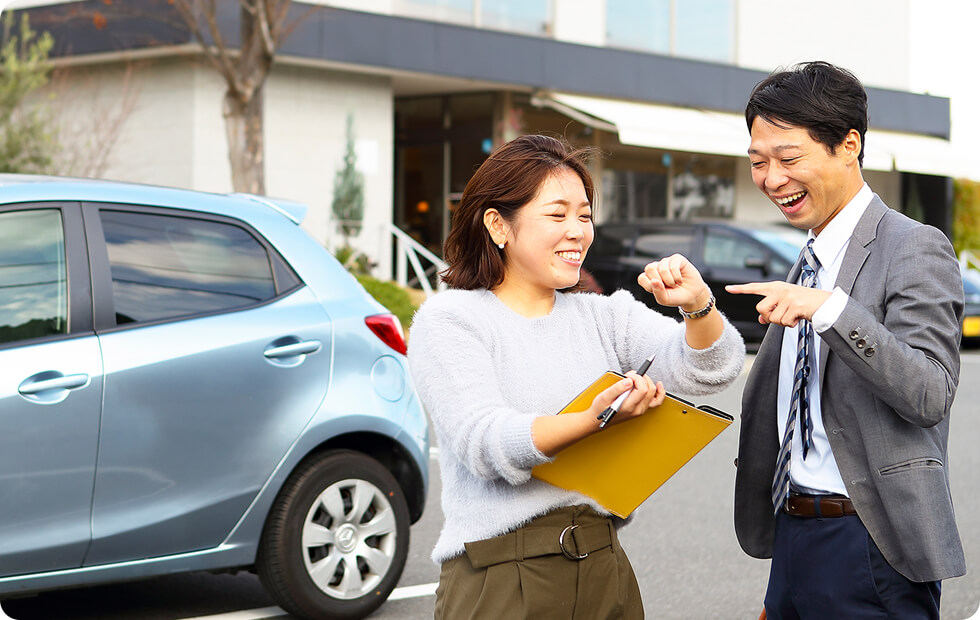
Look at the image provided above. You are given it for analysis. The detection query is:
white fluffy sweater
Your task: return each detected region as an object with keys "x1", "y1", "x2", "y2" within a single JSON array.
[{"x1": 407, "y1": 289, "x2": 744, "y2": 563}]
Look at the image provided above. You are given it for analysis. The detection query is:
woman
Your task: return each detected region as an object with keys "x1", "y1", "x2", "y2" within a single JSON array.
[{"x1": 408, "y1": 135, "x2": 744, "y2": 618}]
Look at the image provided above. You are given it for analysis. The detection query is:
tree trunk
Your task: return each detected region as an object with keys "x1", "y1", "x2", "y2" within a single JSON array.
[{"x1": 223, "y1": 86, "x2": 265, "y2": 194}]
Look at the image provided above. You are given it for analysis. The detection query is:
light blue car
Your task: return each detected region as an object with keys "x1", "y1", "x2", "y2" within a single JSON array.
[{"x1": 0, "y1": 175, "x2": 430, "y2": 620}]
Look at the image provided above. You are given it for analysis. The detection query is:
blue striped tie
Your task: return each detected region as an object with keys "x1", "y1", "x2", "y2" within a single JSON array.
[{"x1": 772, "y1": 239, "x2": 821, "y2": 515}]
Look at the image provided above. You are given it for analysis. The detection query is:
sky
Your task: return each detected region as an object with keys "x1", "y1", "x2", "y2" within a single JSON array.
[{"x1": 910, "y1": 0, "x2": 980, "y2": 181}]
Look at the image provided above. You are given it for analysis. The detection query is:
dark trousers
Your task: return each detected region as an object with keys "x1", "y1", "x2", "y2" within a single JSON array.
[{"x1": 765, "y1": 511, "x2": 941, "y2": 619}]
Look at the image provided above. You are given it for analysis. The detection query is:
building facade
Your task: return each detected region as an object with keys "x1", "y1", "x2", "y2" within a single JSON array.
[{"x1": 6, "y1": 0, "x2": 963, "y2": 280}]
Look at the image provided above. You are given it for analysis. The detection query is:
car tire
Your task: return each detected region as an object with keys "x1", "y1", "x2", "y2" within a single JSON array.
[{"x1": 257, "y1": 449, "x2": 410, "y2": 620}]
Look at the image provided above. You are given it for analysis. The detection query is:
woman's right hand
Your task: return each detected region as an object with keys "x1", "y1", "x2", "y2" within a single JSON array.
[
  {"x1": 592, "y1": 371, "x2": 665, "y2": 427},
  {"x1": 532, "y1": 372, "x2": 665, "y2": 457}
]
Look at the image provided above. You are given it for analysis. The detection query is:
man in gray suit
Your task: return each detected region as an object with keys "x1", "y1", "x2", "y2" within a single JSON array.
[{"x1": 727, "y1": 61, "x2": 965, "y2": 619}]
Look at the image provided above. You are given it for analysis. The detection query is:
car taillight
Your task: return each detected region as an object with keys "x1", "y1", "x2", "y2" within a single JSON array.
[{"x1": 365, "y1": 314, "x2": 408, "y2": 355}]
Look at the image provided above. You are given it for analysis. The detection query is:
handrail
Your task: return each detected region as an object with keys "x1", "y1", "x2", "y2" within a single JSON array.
[
  {"x1": 389, "y1": 224, "x2": 448, "y2": 296},
  {"x1": 960, "y1": 249, "x2": 980, "y2": 272}
]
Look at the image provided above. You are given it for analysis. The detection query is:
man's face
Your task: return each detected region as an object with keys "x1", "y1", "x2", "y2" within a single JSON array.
[{"x1": 748, "y1": 117, "x2": 860, "y2": 235}]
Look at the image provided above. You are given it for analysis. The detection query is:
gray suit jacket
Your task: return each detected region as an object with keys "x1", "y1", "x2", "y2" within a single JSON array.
[{"x1": 733, "y1": 195, "x2": 966, "y2": 582}]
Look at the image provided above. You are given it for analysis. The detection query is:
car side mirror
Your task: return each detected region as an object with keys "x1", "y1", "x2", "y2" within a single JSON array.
[{"x1": 744, "y1": 256, "x2": 768, "y2": 275}]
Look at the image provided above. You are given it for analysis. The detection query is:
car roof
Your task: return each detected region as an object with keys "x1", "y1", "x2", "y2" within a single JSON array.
[{"x1": 0, "y1": 174, "x2": 308, "y2": 224}]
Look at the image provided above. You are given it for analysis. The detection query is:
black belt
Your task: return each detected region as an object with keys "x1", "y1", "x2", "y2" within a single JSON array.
[{"x1": 784, "y1": 494, "x2": 856, "y2": 518}]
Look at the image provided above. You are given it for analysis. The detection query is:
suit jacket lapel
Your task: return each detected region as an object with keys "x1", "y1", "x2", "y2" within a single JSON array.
[{"x1": 817, "y1": 195, "x2": 888, "y2": 377}]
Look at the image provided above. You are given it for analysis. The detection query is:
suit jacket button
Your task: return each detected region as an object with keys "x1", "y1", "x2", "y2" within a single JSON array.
[
  {"x1": 865, "y1": 347, "x2": 875, "y2": 357},
  {"x1": 849, "y1": 329, "x2": 860, "y2": 340},
  {"x1": 856, "y1": 338, "x2": 866, "y2": 349}
]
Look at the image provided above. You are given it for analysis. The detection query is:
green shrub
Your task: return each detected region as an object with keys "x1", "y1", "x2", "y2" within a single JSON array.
[
  {"x1": 356, "y1": 275, "x2": 418, "y2": 330},
  {"x1": 954, "y1": 178, "x2": 980, "y2": 257}
]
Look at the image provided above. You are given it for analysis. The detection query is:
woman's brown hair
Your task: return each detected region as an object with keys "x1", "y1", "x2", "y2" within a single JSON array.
[{"x1": 441, "y1": 134, "x2": 595, "y2": 290}]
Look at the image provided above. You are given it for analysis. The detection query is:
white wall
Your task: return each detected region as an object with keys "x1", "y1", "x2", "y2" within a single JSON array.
[
  {"x1": 45, "y1": 57, "x2": 396, "y2": 275},
  {"x1": 264, "y1": 65, "x2": 394, "y2": 274},
  {"x1": 190, "y1": 63, "x2": 233, "y2": 193},
  {"x1": 45, "y1": 59, "x2": 199, "y2": 187},
  {"x1": 735, "y1": 0, "x2": 913, "y2": 90},
  {"x1": 552, "y1": 0, "x2": 605, "y2": 46}
]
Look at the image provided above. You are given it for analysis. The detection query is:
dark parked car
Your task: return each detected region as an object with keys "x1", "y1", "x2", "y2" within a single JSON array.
[
  {"x1": 584, "y1": 219, "x2": 808, "y2": 343},
  {"x1": 0, "y1": 175, "x2": 429, "y2": 620}
]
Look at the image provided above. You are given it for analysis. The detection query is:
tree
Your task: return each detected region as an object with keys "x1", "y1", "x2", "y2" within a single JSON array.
[
  {"x1": 170, "y1": 0, "x2": 293, "y2": 194},
  {"x1": 332, "y1": 113, "x2": 364, "y2": 248},
  {"x1": 0, "y1": 12, "x2": 55, "y2": 173}
]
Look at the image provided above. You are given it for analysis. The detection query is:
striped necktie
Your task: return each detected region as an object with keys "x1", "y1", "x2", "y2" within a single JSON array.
[{"x1": 772, "y1": 239, "x2": 821, "y2": 515}]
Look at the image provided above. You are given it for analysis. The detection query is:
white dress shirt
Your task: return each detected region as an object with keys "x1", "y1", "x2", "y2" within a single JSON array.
[{"x1": 776, "y1": 183, "x2": 873, "y2": 495}]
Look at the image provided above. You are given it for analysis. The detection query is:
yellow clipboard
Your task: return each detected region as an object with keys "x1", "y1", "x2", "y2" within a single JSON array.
[{"x1": 531, "y1": 371, "x2": 733, "y2": 518}]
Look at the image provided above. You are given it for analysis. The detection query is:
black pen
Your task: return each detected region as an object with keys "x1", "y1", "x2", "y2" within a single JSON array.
[{"x1": 598, "y1": 354, "x2": 656, "y2": 428}]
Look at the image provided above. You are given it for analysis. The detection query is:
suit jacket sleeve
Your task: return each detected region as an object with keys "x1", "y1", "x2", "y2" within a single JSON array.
[{"x1": 820, "y1": 223, "x2": 962, "y2": 428}]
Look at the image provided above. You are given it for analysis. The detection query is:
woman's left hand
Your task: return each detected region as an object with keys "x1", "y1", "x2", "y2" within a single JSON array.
[{"x1": 638, "y1": 253, "x2": 711, "y2": 312}]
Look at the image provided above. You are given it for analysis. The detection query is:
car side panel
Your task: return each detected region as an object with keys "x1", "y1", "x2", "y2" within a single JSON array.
[
  {"x1": 84, "y1": 288, "x2": 333, "y2": 566},
  {"x1": 0, "y1": 337, "x2": 103, "y2": 577}
]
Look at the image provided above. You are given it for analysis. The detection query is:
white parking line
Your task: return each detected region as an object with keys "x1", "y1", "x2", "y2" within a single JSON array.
[
  {"x1": 179, "y1": 606, "x2": 286, "y2": 620},
  {"x1": 176, "y1": 582, "x2": 440, "y2": 620},
  {"x1": 387, "y1": 581, "x2": 438, "y2": 601}
]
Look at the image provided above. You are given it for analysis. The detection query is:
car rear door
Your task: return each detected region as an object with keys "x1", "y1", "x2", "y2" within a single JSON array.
[
  {"x1": 700, "y1": 225, "x2": 784, "y2": 341},
  {"x1": 80, "y1": 204, "x2": 334, "y2": 566},
  {"x1": 0, "y1": 204, "x2": 103, "y2": 577}
]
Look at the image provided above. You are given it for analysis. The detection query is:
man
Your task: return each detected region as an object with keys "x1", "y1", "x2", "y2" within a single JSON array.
[{"x1": 727, "y1": 61, "x2": 965, "y2": 619}]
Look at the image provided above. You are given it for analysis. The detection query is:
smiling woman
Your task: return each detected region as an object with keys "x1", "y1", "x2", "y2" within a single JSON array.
[{"x1": 407, "y1": 134, "x2": 745, "y2": 619}]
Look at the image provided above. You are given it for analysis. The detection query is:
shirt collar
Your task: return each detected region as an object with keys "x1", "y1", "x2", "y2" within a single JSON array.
[{"x1": 809, "y1": 183, "x2": 873, "y2": 268}]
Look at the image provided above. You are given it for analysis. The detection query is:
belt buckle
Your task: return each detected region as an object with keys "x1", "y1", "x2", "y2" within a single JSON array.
[{"x1": 559, "y1": 525, "x2": 588, "y2": 561}]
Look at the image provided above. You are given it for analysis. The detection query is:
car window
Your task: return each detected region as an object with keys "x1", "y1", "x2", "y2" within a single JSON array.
[
  {"x1": 704, "y1": 228, "x2": 763, "y2": 269},
  {"x1": 747, "y1": 229, "x2": 806, "y2": 264},
  {"x1": 591, "y1": 226, "x2": 637, "y2": 257},
  {"x1": 99, "y1": 210, "x2": 278, "y2": 324},
  {"x1": 0, "y1": 209, "x2": 68, "y2": 345},
  {"x1": 633, "y1": 226, "x2": 695, "y2": 258}
]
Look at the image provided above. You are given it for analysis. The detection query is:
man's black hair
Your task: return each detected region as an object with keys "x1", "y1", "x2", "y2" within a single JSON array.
[{"x1": 746, "y1": 61, "x2": 868, "y2": 165}]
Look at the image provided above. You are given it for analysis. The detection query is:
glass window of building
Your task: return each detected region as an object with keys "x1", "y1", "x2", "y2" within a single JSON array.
[
  {"x1": 393, "y1": 0, "x2": 552, "y2": 35},
  {"x1": 674, "y1": 0, "x2": 734, "y2": 63},
  {"x1": 605, "y1": 0, "x2": 734, "y2": 63},
  {"x1": 670, "y1": 154, "x2": 735, "y2": 219},
  {"x1": 481, "y1": 0, "x2": 552, "y2": 35},
  {"x1": 606, "y1": 0, "x2": 670, "y2": 53},
  {"x1": 394, "y1": 0, "x2": 474, "y2": 26},
  {"x1": 602, "y1": 168, "x2": 668, "y2": 221}
]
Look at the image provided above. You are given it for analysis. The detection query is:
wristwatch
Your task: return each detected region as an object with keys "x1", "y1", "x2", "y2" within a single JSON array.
[{"x1": 678, "y1": 293, "x2": 716, "y2": 320}]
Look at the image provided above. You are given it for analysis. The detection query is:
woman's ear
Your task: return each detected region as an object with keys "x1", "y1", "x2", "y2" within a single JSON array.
[{"x1": 483, "y1": 209, "x2": 508, "y2": 246}]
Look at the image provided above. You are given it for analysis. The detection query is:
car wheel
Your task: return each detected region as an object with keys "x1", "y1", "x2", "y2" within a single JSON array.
[{"x1": 257, "y1": 449, "x2": 410, "y2": 620}]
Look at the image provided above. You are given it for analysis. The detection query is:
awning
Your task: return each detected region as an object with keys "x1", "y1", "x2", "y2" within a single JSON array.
[{"x1": 534, "y1": 92, "x2": 973, "y2": 179}]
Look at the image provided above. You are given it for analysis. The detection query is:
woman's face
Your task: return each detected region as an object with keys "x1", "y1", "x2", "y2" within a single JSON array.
[{"x1": 500, "y1": 167, "x2": 594, "y2": 294}]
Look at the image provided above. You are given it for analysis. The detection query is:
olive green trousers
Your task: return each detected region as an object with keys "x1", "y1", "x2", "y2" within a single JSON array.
[{"x1": 434, "y1": 505, "x2": 644, "y2": 619}]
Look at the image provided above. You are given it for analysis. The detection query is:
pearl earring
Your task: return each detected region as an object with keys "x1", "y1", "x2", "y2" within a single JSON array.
[{"x1": 497, "y1": 242, "x2": 505, "y2": 249}]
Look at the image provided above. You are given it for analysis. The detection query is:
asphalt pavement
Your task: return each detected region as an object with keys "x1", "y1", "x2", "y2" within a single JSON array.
[{"x1": 3, "y1": 354, "x2": 979, "y2": 620}]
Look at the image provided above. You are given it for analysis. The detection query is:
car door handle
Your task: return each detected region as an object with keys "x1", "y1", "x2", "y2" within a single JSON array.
[
  {"x1": 18, "y1": 373, "x2": 91, "y2": 395},
  {"x1": 264, "y1": 340, "x2": 322, "y2": 359}
]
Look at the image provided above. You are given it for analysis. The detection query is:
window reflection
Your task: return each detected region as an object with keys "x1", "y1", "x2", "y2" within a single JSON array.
[
  {"x1": 394, "y1": 0, "x2": 552, "y2": 35},
  {"x1": 605, "y1": 0, "x2": 734, "y2": 62},
  {"x1": 606, "y1": 0, "x2": 670, "y2": 53},
  {"x1": 481, "y1": 0, "x2": 551, "y2": 35},
  {"x1": 100, "y1": 211, "x2": 276, "y2": 324},
  {"x1": 602, "y1": 168, "x2": 668, "y2": 221},
  {"x1": 0, "y1": 210, "x2": 67, "y2": 345}
]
